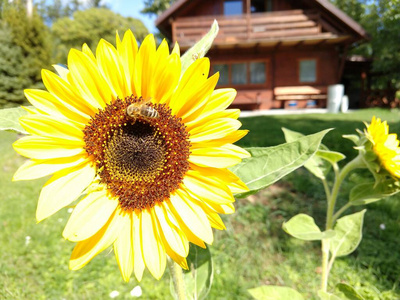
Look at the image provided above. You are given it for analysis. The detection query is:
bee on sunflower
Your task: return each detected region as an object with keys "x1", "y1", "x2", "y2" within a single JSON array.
[{"x1": 13, "y1": 30, "x2": 249, "y2": 282}]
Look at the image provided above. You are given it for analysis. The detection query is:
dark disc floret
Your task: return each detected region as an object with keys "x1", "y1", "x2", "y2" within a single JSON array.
[{"x1": 83, "y1": 96, "x2": 191, "y2": 211}]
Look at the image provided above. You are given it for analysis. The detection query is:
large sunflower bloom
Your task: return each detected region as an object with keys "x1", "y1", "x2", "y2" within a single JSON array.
[
  {"x1": 13, "y1": 31, "x2": 249, "y2": 281},
  {"x1": 366, "y1": 116, "x2": 400, "y2": 178}
]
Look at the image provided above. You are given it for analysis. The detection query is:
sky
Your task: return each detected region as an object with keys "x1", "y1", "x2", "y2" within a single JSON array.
[{"x1": 105, "y1": 0, "x2": 157, "y2": 34}]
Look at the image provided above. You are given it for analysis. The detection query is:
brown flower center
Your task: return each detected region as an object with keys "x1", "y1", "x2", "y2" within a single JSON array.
[{"x1": 83, "y1": 96, "x2": 190, "y2": 211}]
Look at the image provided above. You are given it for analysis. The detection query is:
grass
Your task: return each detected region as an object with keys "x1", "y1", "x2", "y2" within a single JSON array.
[{"x1": 1, "y1": 108, "x2": 400, "y2": 299}]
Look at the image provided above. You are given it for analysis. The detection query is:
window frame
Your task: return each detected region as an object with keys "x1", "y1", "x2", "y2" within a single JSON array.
[
  {"x1": 223, "y1": 0, "x2": 244, "y2": 16},
  {"x1": 212, "y1": 60, "x2": 268, "y2": 88},
  {"x1": 298, "y1": 58, "x2": 318, "y2": 84}
]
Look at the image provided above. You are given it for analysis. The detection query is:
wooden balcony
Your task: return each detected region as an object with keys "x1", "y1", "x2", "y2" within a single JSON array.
[{"x1": 172, "y1": 9, "x2": 335, "y2": 48}]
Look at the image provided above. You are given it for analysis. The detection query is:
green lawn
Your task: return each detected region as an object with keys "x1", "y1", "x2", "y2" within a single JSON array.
[{"x1": 1, "y1": 108, "x2": 400, "y2": 299}]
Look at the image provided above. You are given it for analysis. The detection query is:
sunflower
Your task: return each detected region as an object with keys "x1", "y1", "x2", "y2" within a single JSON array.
[
  {"x1": 12, "y1": 31, "x2": 249, "y2": 281},
  {"x1": 366, "y1": 116, "x2": 400, "y2": 178}
]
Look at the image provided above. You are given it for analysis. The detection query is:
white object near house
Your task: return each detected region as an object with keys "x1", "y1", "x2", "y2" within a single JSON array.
[
  {"x1": 341, "y1": 95, "x2": 349, "y2": 112},
  {"x1": 327, "y1": 84, "x2": 345, "y2": 113}
]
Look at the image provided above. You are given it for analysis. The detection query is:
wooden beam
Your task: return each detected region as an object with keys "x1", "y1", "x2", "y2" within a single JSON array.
[{"x1": 338, "y1": 45, "x2": 349, "y2": 82}]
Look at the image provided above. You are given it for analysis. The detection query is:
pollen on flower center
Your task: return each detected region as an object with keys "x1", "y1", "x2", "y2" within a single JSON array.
[
  {"x1": 83, "y1": 96, "x2": 191, "y2": 211},
  {"x1": 104, "y1": 123, "x2": 166, "y2": 183}
]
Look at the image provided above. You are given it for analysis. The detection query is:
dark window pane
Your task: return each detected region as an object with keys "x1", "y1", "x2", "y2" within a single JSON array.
[
  {"x1": 299, "y1": 59, "x2": 316, "y2": 82},
  {"x1": 224, "y1": 0, "x2": 243, "y2": 16},
  {"x1": 251, "y1": 0, "x2": 265, "y2": 13},
  {"x1": 214, "y1": 64, "x2": 229, "y2": 85},
  {"x1": 232, "y1": 63, "x2": 247, "y2": 85},
  {"x1": 250, "y1": 62, "x2": 266, "y2": 84}
]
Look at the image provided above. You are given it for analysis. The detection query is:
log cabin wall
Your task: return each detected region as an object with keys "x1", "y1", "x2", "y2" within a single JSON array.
[
  {"x1": 177, "y1": 0, "x2": 295, "y2": 17},
  {"x1": 207, "y1": 46, "x2": 339, "y2": 109},
  {"x1": 157, "y1": 0, "x2": 369, "y2": 109}
]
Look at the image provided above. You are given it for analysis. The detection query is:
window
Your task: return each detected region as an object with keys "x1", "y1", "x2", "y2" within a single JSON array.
[
  {"x1": 213, "y1": 64, "x2": 229, "y2": 85},
  {"x1": 250, "y1": 62, "x2": 266, "y2": 84},
  {"x1": 224, "y1": 0, "x2": 243, "y2": 16},
  {"x1": 299, "y1": 59, "x2": 317, "y2": 83},
  {"x1": 251, "y1": 0, "x2": 272, "y2": 13},
  {"x1": 213, "y1": 61, "x2": 267, "y2": 86},
  {"x1": 232, "y1": 63, "x2": 247, "y2": 85}
]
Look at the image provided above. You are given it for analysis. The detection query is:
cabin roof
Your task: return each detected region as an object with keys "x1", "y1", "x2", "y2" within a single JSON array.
[{"x1": 155, "y1": 0, "x2": 369, "y2": 41}]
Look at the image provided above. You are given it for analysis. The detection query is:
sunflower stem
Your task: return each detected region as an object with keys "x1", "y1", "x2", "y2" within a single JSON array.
[
  {"x1": 320, "y1": 155, "x2": 365, "y2": 292},
  {"x1": 168, "y1": 258, "x2": 186, "y2": 300}
]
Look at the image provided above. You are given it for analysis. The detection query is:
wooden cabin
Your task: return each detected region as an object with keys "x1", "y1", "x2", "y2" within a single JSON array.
[{"x1": 156, "y1": 0, "x2": 369, "y2": 110}]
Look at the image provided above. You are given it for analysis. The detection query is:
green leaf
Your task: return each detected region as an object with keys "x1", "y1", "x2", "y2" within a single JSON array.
[
  {"x1": 231, "y1": 129, "x2": 331, "y2": 198},
  {"x1": 349, "y1": 180, "x2": 400, "y2": 206},
  {"x1": 283, "y1": 214, "x2": 335, "y2": 241},
  {"x1": 336, "y1": 283, "x2": 365, "y2": 300},
  {"x1": 330, "y1": 210, "x2": 366, "y2": 257},
  {"x1": 318, "y1": 290, "x2": 344, "y2": 300},
  {"x1": 171, "y1": 244, "x2": 213, "y2": 300},
  {"x1": 317, "y1": 150, "x2": 346, "y2": 164},
  {"x1": 282, "y1": 127, "x2": 334, "y2": 180},
  {"x1": 0, "y1": 107, "x2": 28, "y2": 134},
  {"x1": 180, "y1": 20, "x2": 219, "y2": 76},
  {"x1": 248, "y1": 285, "x2": 304, "y2": 300},
  {"x1": 342, "y1": 134, "x2": 360, "y2": 145}
]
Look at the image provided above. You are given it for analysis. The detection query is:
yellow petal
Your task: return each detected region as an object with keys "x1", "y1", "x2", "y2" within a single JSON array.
[
  {"x1": 69, "y1": 210, "x2": 124, "y2": 270},
  {"x1": 183, "y1": 169, "x2": 235, "y2": 205},
  {"x1": 154, "y1": 204, "x2": 189, "y2": 257},
  {"x1": 191, "y1": 130, "x2": 249, "y2": 148},
  {"x1": 52, "y1": 64, "x2": 69, "y2": 81},
  {"x1": 19, "y1": 114, "x2": 84, "y2": 141},
  {"x1": 168, "y1": 190, "x2": 213, "y2": 245},
  {"x1": 13, "y1": 135, "x2": 85, "y2": 160},
  {"x1": 179, "y1": 73, "x2": 219, "y2": 123},
  {"x1": 189, "y1": 145, "x2": 244, "y2": 168},
  {"x1": 96, "y1": 39, "x2": 129, "y2": 98},
  {"x1": 134, "y1": 34, "x2": 156, "y2": 98},
  {"x1": 42, "y1": 69, "x2": 96, "y2": 118},
  {"x1": 171, "y1": 42, "x2": 180, "y2": 56},
  {"x1": 189, "y1": 164, "x2": 249, "y2": 195},
  {"x1": 13, "y1": 155, "x2": 87, "y2": 181},
  {"x1": 24, "y1": 89, "x2": 89, "y2": 124},
  {"x1": 63, "y1": 190, "x2": 118, "y2": 242},
  {"x1": 68, "y1": 49, "x2": 112, "y2": 108},
  {"x1": 197, "y1": 88, "x2": 237, "y2": 117},
  {"x1": 203, "y1": 201, "x2": 235, "y2": 215},
  {"x1": 141, "y1": 208, "x2": 166, "y2": 279},
  {"x1": 185, "y1": 109, "x2": 241, "y2": 132},
  {"x1": 82, "y1": 43, "x2": 96, "y2": 62},
  {"x1": 36, "y1": 163, "x2": 95, "y2": 222},
  {"x1": 113, "y1": 213, "x2": 134, "y2": 282},
  {"x1": 170, "y1": 58, "x2": 210, "y2": 116},
  {"x1": 132, "y1": 211, "x2": 145, "y2": 281},
  {"x1": 117, "y1": 30, "x2": 138, "y2": 96},
  {"x1": 151, "y1": 41, "x2": 181, "y2": 105},
  {"x1": 189, "y1": 118, "x2": 242, "y2": 143},
  {"x1": 165, "y1": 201, "x2": 206, "y2": 248}
]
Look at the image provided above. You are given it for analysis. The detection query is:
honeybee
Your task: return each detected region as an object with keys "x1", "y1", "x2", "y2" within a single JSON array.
[{"x1": 126, "y1": 98, "x2": 159, "y2": 123}]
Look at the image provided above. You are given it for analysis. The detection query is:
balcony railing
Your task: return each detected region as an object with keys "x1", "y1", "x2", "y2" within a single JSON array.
[{"x1": 172, "y1": 9, "x2": 326, "y2": 47}]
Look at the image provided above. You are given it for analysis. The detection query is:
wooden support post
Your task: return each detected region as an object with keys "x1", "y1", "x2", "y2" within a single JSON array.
[{"x1": 246, "y1": 0, "x2": 251, "y2": 40}]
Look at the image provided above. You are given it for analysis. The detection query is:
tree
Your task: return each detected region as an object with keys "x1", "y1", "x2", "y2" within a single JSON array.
[
  {"x1": 0, "y1": 1, "x2": 52, "y2": 107},
  {"x1": 141, "y1": 0, "x2": 177, "y2": 17},
  {"x1": 52, "y1": 8, "x2": 149, "y2": 64},
  {"x1": 0, "y1": 24, "x2": 31, "y2": 107},
  {"x1": 2, "y1": 2, "x2": 52, "y2": 83},
  {"x1": 330, "y1": 0, "x2": 400, "y2": 89}
]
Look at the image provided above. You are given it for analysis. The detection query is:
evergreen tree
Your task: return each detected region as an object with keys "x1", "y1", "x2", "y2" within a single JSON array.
[
  {"x1": 0, "y1": 24, "x2": 31, "y2": 107},
  {"x1": 0, "y1": 1, "x2": 52, "y2": 107},
  {"x1": 2, "y1": 2, "x2": 52, "y2": 83}
]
